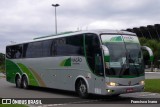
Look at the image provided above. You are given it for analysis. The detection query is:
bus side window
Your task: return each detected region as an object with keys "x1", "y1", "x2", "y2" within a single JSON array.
[
  {"x1": 23, "y1": 42, "x2": 43, "y2": 58},
  {"x1": 6, "y1": 45, "x2": 23, "y2": 59},
  {"x1": 42, "y1": 40, "x2": 54, "y2": 57},
  {"x1": 54, "y1": 35, "x2": 84, "y2": 56}
]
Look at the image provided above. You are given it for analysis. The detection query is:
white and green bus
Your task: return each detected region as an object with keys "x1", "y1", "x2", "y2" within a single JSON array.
[{"x1": 6, "y1": 30, "x2": 153, "y2": 98}]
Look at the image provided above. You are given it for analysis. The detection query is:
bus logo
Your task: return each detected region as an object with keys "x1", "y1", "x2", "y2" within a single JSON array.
[
  {"x1": 110, "y1": 36, "x2": 123, "y2": 42},
  {"x1": 123, "y1": 36, "x2": 134, "y2": 42},
  {"x1": 72, "y1": 57, "x2": 82, "y2": 63},
  {"x1": 60, "y1": 57, "x2": 82, "y2": 67}
]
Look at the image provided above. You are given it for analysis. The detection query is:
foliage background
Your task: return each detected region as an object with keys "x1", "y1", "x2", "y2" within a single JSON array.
[
  {"x1": 0, "y1": 53, "x2": 5, "y2": 72},
  {"x1": 139, "y1": 37, "x2": 160, "y2": 68}
]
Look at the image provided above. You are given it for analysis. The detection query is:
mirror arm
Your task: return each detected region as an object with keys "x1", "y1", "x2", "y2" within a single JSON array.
[{"x1": 141, "y1": 46, "x2": 154, "y2": 62}]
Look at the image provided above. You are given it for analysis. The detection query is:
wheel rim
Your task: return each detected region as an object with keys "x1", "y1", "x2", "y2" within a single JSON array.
[
  {"x1": 16, "y1": 77, "x2": 21, "y2": 87},
  {"x1": 23, "y1": 77, "x2": 28, "y2": 88},
  {"x1": 79, "y1": 80, "x2": 87, "y2": 94},
  {"x1": 23, "y1": 80, "x2": 27, "y2": 88}
]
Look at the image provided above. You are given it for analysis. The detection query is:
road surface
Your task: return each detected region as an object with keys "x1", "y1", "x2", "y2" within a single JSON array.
[{"x1": 0, "y1": 73, "x2": 160, "y2": 107}]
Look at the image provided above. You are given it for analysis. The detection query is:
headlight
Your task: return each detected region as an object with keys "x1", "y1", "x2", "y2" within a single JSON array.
[
  {"x1": 139, "y1": 80, "x2": 145, "y2": 85},
  {"x1": 107, "y1": 82, "x2": 118, "y2": 86}
]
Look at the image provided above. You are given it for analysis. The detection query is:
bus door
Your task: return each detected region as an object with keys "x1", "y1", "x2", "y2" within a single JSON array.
[{"x1": 85, "y1": 34, "x2": 105, "y2": 94}]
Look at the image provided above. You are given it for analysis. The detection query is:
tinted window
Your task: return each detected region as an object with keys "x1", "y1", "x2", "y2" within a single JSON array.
[
  {"x1": 42, "y1": 40, "x2": 54, "y2": 57},
  {"x1": 24, "y1": 42, "x2": 42, "y2": 58},
  {"x1": 55, "y1": 35, "x2": 84, "y2": 56},
  {"x1": 6, "y1": 45, "x2": 23, "y2": 59},
  {"x1": 7, "y1": 35, "x2": 84, "y2": 59}
]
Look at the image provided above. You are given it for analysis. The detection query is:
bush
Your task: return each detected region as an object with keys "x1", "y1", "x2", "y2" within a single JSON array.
[
  {"x1": 0, "y1": 53, "x2": 5, "y2": 72},
  {"x1": 139, "y1": 37, "x2": 160, "y2": 68}
]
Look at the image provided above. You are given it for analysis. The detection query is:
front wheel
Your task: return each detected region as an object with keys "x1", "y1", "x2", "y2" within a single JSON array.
[
  {"x1": 22, "y1": 76, "x2": 29, "y2": 89},
  {"x1": 77, "y1": 79, "x2": 89, "y2": 98}
]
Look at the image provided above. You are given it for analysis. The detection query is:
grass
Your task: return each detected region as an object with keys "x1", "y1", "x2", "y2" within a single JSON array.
[
  {"x1": 145, "y1": 79, "x2": 160, "y2": 93},
  {"x1": 0, "y1": 104, "x2": 28, "y2": 107}
]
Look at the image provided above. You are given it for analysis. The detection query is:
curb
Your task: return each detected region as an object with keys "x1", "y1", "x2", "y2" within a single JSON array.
[{"x1": 145, "y1": 72, "x2": 160, "y2": 74}]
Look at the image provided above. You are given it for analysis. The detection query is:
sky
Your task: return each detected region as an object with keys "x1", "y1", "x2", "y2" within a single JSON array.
[{"x1": 0, "y1": 0, "x2": 160, "y2": 53}]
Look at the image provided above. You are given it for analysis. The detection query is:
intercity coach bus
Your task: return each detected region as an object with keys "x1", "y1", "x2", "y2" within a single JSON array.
[{"x1": 6, "y1": 30, "x2": 153, "y2": 98}]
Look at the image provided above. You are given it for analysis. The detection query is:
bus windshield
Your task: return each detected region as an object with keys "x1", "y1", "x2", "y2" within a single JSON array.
[
  {"x1": 101, "y1": 35, "x2": 144, "y2": 77},
  {"x1": 105, "y1": 42, "x2": 126, "y2": 68},
  {"x1": 126, "y1": 43, "x2": 142, "y2": 64}
]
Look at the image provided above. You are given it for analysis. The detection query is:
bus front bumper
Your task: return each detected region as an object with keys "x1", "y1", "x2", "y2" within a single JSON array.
[{"x1": 105, "y1": 85, "x2": 144, "y2": 95}]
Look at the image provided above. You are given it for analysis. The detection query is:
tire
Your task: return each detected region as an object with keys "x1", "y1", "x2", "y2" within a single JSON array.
[
  {"x1": 77, "y1": 79, "x2": 89, "y2": 98},
  {"x1": 110, "y1": 94, "x2": 120, "y2": 97},
  {"x1": 15, "y1": 76, "x2": 21, "y2": 88},
  {"x1": 22, "y1": 76, "x2": 29, "y2": 89}
]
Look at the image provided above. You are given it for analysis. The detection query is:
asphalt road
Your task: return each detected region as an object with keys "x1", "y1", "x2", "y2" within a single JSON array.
[{"x1": 0, "y1": 73, "x2": 160, "y2": 107}]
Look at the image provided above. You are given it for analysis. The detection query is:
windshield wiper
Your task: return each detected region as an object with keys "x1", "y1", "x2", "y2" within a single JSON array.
[
  {"x1": 128, "y1": 54, "x2": 139, "y2": 76},
  {"x1": 119, "y1": 57, "x2": 128, "y2": 77}
]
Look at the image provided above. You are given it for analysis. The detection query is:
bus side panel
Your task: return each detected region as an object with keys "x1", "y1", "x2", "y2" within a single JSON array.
[
  {"x1": 6, "y1": 59, "x2": 22, "y2": 83},
  {"x1": 15, "y1": 57, "x2": 96, "y2": 93}
]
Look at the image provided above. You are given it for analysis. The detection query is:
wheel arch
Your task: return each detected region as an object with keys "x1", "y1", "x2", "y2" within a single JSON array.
[
  {"x1": 21, "y1": 73, "x2": 29, "y2": 85},
  {"x1": 75, "y1": 76, "x2": 89, "y2": 92}
]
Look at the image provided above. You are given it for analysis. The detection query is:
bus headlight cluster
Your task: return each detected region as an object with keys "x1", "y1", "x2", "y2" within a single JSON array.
[
  {"x1": 107, "y1": 82, "x2": 118, "y2": 86},
  {"x1": 139, "y1": 80, "x2": 145, "y2": 85}
]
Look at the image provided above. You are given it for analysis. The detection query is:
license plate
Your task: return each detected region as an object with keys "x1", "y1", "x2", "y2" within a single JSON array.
[{"x1": 126, "y1": 88, "x2": 134, "y2": 92}]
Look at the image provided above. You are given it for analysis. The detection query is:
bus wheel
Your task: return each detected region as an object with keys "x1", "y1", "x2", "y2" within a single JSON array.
[
  {"x1": 112, "y1": 94, "x2": 120, "y2": 97},
  {"x1": 77, "y1": 79, "x2": 88, "y2": 98},
  {"x1": 15, "y1": 75, "x2": 21, "y2": 88},
  {"x1": 22, "y1": 76, "x2": 29, "y2": 89}
]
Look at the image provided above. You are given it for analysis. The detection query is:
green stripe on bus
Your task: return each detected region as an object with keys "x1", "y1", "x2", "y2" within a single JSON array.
[
  {"x1": 60, "y1": 58, "x2": 71, "y2": 66},
  {"x1": 17, "y1": 63, "x2": 39, "y2": 86},
  {"x1": 6, "y1": 59, "x2": 23, "y2": 83},
  {"x1": 104, "y1": 56, "x2": 110, "y2": 62}
]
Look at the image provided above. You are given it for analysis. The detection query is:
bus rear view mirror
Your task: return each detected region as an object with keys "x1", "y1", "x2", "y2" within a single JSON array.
[
  {"x1": 141, "y1": 46, "x2": 154, "y2": 62},
  {"x1": 102, "y1": 45, "x2": 110, "y2": 62}
]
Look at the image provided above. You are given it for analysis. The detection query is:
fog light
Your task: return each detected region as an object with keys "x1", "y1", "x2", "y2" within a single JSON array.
[
  {"x1": 107, "y1": 89, "x2": 114, "y2": 93},
  {"x1": 107, "y1": 89, "x2": 111, "y2": 92}
]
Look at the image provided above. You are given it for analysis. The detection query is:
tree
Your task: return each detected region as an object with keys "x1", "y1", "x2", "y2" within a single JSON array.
[
  {"x1": 139, "y1": 37, "x2": 160, "y2": 70},
  {"x1": 0, "y1": 53, "x2": 5, "y2": 72}
]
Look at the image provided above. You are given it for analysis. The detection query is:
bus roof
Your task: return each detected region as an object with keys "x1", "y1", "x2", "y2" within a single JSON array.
[{"x1": 7, "y1": 29, "x2": 136, "y2": 46}]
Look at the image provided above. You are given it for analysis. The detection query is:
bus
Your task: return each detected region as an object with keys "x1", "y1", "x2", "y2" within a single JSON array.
[{"x1": 5, "y1": 30, "x2": 153, "y2": 98}]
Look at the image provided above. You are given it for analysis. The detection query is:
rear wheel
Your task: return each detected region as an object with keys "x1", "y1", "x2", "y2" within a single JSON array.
[
  {"x1": 77, "y1": 79, "x2": 89, "y2": 98},
  {"x1": 22, "y1": 76, "x2": 29, "y2": 89},
  {"x1": 15, "y1": 76, "x2": 21, "y2": 88}
]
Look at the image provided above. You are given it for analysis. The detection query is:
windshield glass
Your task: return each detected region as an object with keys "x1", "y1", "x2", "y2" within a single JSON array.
[
  {"x1": 101, "y1": 34, "x2": 144, "y2": 77},
  {"x1": 125, "y1": 43, "x2": 144, "y2": 76},
  {"x1": 105, "y1": 42, "x2": 126, "y2": 68},
  {"x1": 126, "y1": 43, "x2": 141, "y2": 63}
]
